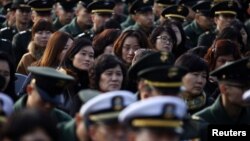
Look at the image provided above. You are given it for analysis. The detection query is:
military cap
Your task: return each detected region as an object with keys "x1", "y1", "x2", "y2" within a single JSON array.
[
  {"x1": 155, "y1": 0, "x2": 176, "y2": 7},
  {"x1": 138, "y1": 66, "x2": 188, "y2": 94},
  {"x1": 119, "y1": 96, "x2": 187, "y2": 134},
  {"x1": 210, "y1": 57, "x2": 250, "y2": 83},
  {"x1": 211, "y1": 0, "x2": 238, "y2": 16},
  {"x1": 128, "y1": 51, "x2": 175, "y2": 81},
  {"x1": 2, "y1": 2, "x2": 16, "y2": 14},
  {"x1": 80, "y1": 90, "x2": 136, "y2": 124},
  {"x1": 78, "y1": 89, "x2": 100, "y2": 103},
  {"x1": 178, "y1": 0, "x2": 200, "y2": 7},
  {"x1": 28, "y1": 66, "x2": 74, "y2": 105},
  {"x1": 129, "y1": 0, "x2": 153, "y2": 14},
  {"x1": 87, "y1": 0, "x2": 115, "y2": 13},
  {"x1": 161, "y1": 5, "x2": 189, "y2": 21},
  {"x1": 28, "y1": 0, "x2": 55, "y2": 12},
  {"x1": 192, "y1": 1, "x2": 213, "y2": 17},
  {"x1": 58, "y1": 0, "x2": 77, "y2": 12},
  {"x1": 12, "y1": 0, "x2": 30, "y2": 11},
  {"x1": 0, "y1": 93, "x2": 14, "y2": 117}
]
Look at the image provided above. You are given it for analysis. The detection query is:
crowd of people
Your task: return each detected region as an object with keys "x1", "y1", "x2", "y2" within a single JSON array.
[{"x1": 0, "y1": 0, "x2": 250, "y2": 141}]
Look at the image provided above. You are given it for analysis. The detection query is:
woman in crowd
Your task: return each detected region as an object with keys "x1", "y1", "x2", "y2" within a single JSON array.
[
  {"x1": 150, "y1": 25, "x2": 177, "y2": 53},
  {"x1": 175, "y1": 53, "x2": 213, "y2": 114},
  {"x1": 89, "y1": 54, "x2": 126, "y2": 92},
  {"x1": 59, "y1": 38, "x2": 94, "y2": 115},
  {"x1": 204, "y1": 39, "x2": 242, "y2": 99},
  {"x1": 36, "y1": 31, "x2": 74, "y2": 68},
  {"x1": 113, "y1": 29, "x2": 152, "y2": 68},
  {"x1": 0, "y1": 52, "x2": 16, "y2": 101},
  {"x1": 16, "y1": 19, "x2": 54, "y2": 75}
]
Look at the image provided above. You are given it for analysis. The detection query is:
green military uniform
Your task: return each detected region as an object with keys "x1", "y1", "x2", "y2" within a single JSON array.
[
  {"x1": 14, "y1": 95, "x2": 72, "y2": 123},
  {"x1": 197, "y1": 30, "x2": 217, "y2": 49},
  {"x1": 60, "y1": 18, "x2": 89, "y2": 37},
  {"x1": 53, "y1": 18, "x2": 64, "y2": 31},
  {"x1": 0, "y1": 26, "x2": 18, "y2": 41},
  {"x1": 124, "y1": 23, "x2": 155, "y2": 36},
  {"x1": 121, "y1": 15, "x2": 135, "y2": 29},
  {"x1": 184, "y1": 21, "x2": 209, "y2": 47},
  {"x1": 58, "y1": 119, "x2": 79, "y2": 141},
  {"x1": 0, "y1": 38, "x2": 14, "y2": 58},
  {"x1": 194, "y1": 96, "x2": 250, "y2": 124},
  {"x1": 12, "y1": 30, "x2": 31, "y2": 65}
]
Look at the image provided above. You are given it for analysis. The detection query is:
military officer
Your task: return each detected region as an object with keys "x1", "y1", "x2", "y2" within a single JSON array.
[
  {"x1": 136, "y1": 63, "x2": 208, "y2": 140},
  {"x1": 59, "y1": 90, "x2": 135, "y2": 141},
  {"x1": 14, "y1": 66, "x2": 74, "y2": 123},
  {"x1": 194, "y1": 57, "x2": 250, "y2": 124},
  {"x1": 1, "y1": 2, "x2": 16, "y2": 28},
  {"x1": 124, "y1": 0, "x2": 155, "y2": 36},
  {"x1": 177, "y1": 0, "x2": 198, "y2": 27},
  {"x1": 184, "y1": 1, "x2": 214, "y2": 47},
  {"x1": 121, "y1": 0, "x2": 135, "y2": 29},
  {"x1": 87, "y1": 0, "x2": 115, "y2": 37},
  {"x1": 160, "y1": 4, "x2": 189, "y2": 25},
  {"x1": 0, "y1": 1, "x2": 31, "y2": 41},
  {"x1": 119, "y1": 96, "x2": 187, "y2": 141},
  {"x1": 12, "y1": 0, "x2": 54, "y2": 66},
  {"x1": 59, "y1": 1, "x2": 92, "y2": 38},
  {"x1": 53, "y1": 0, "x2": 76, "y2": 30},
  {"x1": 58, "y1": 89, "x2": 100, "y2": 141},
  {"x1": 197, "y1": 0, "x2": 239, "y2": 49}
]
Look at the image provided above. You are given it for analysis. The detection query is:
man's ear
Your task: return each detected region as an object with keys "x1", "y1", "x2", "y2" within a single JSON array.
[
  {"x1": 219, "y1": 83, "x2": 227, "y2": 95},
  {"x1": 75, "y1": 113, "x2": 82, "y2": 126}
]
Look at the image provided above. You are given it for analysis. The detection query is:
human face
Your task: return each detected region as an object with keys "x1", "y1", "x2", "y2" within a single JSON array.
[
  {"x1": 122, "y1": 36, "x2": 141, "y2": 65},
  {"x1": 58, "y1": 9, "x2": 74, "y2": 25},
  {"x1": 135, "y1": 11, "x2": 154, "y2": 28},
  {"x1": 91, "y1": 123, "x2": 126, "y2": 141},
  {"x1": 215, "y1": 55, "x2": 234, "y2": 69},
  {"x1": 155, "y1": 32, "x2": 174, "y2": 52},
  {"x1": 224, "y1": 82, "x2": 249, "y2": 107},
  {"x1": 27, "y1": 82, "x2": 54, "y2": 113},
  {"x1": 196, "y1": 14, "x2": 213, "y2": 30},
  {"x1": 133, "y1": 128, "x2": 179, "y2": 141},
  {"x1": 0, "y1": 60, "x2": 10, "y2": 91},
  {"x1": 59, "y1": 38, "x2": 73, "y2": 62},
  {"x1": 33, "y1": 31, "x2": 52, "y2": 47},
  {"x1": 15, "y1": 9, "x2": 31, "y2": 25},
  {"x1": 92, "y1": 13, "x2": 112, "y2": 31},
  {"x1": 138, "y1": 80, "x2": 154, "y2": 100},
  {"x1": 20, "y1": 128, "x2": 52, "y2": 141},
  {"x1": 214, "y1": 14, "x2": 235, "y2": 31},
  {"x1": 77, "y1": 7, "x2": 92, "y2": 27},
  {"x1": 73, "y1": 46, "x2": 94, "y2": 71},
  {"x1": 99, "y1": 65, "x2": 123, "y2": 92},
  {"x1": 182, "y1": 71, "x2": 207, "y2": 96}
]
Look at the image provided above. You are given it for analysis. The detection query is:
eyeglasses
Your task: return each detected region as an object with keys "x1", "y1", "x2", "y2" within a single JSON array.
[{"x1": 156, "y1": 36, "x2": 173, "y2": 44}]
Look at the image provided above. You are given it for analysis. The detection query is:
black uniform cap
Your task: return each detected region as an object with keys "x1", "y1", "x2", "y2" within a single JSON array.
[
  {"x1": 192, "y1": 1, "x2": 213, "y2": 17},
  {"x1": 211, "y1": 0, "x2": 238, "y2": 16},
  {"x1": 161, "y1": 5, "x2": 189, "y2": 20},
  {"x1": 129, "y1": 0, "x2": 153, "y2": 14},
  {"x1": 87, "y1": 0, "x2": 115, "y2": 14}
]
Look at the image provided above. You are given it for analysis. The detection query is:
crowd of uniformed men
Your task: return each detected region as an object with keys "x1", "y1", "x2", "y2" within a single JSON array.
[{"x1": 0, "y1": 0, "x2": 250, "y2": 141}]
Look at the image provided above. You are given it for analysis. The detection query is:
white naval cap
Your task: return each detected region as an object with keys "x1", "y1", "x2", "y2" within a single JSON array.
[
  {"x1": 0, "y1": 92, "x2": 14, "y2": 116},
  {"x1": 119, "y1": 96, "x2": 187, "y2": 134},
  {"x1": 80, "y1": 90, "x2": 136, "y2": 123}
]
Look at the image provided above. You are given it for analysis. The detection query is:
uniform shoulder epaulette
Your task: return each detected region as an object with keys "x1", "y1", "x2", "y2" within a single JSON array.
[
  {"x1": 19, "y1": 30, "x2": 27, "y2": 34},
  {"x1": 1, "y1": 38, "x2": 9, "y2": 42},
  {"x1": 0, "y1": 27, "x2": 9, "y2": 32}
]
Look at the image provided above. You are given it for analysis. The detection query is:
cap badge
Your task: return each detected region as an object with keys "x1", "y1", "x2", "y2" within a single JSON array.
[
  {"x1": 168, "y1": 67, "x2": 178, "y2": 78},
  {"x1": 143, "y1": 0, "x2": 149, "y2": 4},
  {"x1": 164, "y1": 104, "x2": 175, "y2": 119},
  {"x1": 160, "y1": 52, "x2": 168, "y2": 62},
  {"x1": 177, "y1": 6, "x2": 183, "y2": 13},
  {"x1": 113, "y1": 96, "x2": 123, "y2": 111}
]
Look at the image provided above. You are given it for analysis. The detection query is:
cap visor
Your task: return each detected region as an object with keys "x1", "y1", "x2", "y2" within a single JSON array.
[{"x1": 36, "y1": 86, "x2": 64, "y2": 105}]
